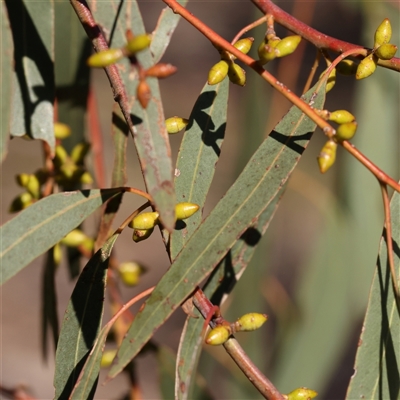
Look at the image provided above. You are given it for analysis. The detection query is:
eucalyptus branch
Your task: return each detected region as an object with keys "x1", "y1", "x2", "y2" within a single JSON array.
[
  {"x1": 192, "y1": 289, "x2": 285, "y2": 400},
  {"x1": 251, "y1": 0, "x2": 400, "y2": 72}
]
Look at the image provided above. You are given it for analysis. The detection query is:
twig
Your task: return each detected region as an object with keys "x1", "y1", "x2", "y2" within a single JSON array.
[
  {"x1": 231, "y1": 15, "x2": 267, "y2": 44},
  {"x1": 251, "y1": 0, "x2": 400, "y2": 72}
]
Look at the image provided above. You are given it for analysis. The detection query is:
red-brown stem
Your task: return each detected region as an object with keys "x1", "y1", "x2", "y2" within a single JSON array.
[
  {"x1": 231, "y1": 15, "x2": 267, "y2": 44},
  {"x1": 251, "y1": 0, "x2": 400, "y2": 72},
  {"x1": 192, "y1": 289, "x2": 284, "y2": 400}
]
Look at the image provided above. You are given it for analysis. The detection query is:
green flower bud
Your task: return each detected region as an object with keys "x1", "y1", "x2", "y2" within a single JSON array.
[
  {"x1": 356, "y1": 55, "x2": 377, "y2": 80},
  {"x1": 235, "y1": 313, "x2": 268, "y2": 332},
  {"x1": 317, "y1": 140, "x2": 337, "y2": 174},
  {"x1": 175, "y1": 202, "x2": 200, "y2": 220},
  {"x1": 208, "y1": 60, "x2": 229, "y2": 85},
  {"x1": 100, "y1": 349, "x2": 117, "y2": 368},
  {"x1": 60, "y1": 229, "x2": 89, "y2": 247},
  {"x1": 54, "y1": 145, "x2": 69, "y2": 167},
  {"x1": 132, "y1": 227, "x2": 154, "y2": 242},
  {"x1": 16, "y1": 173, "x2": 30, "y2": 187},
  {"x1": 9, "y1": 192, "x2": 33, "y2": 212},
  {"x1": 320, "y1": 68, "x2": 336, "y2": 93},
  {"x1": 205, "y1": 325, "x2": 231, "y2": 345},
  {"x1": 131, "y1": 212, "x2": 159, "y2": 230},
  {"x1": 81, "y1": 237, "x2": 95, "y2": 253},
  {"x1": 328, "y1": 110, "x2": 355, "y2": 124},
  {"x1": 375, "y1": 43, "x2": 397, "y2": 60},
  {"x1": 70, "y1": 142, "x2": 90, "y2": 164},
  {"x1": 258, "y1": 38, "x2": 280, "y2": 64},
  {"x1": 165, "y1": 117, "x2": 189, "y2": 134},
  {"x1": 118, "y1": 261, "x2": 144, "y2": 286},
  {"x1": 54, "y1": 122, "x2": 71, "y2": 139},
  {"x1": 125, "y1": 34, "x2": 152, "y2": 55},
  {"x1": 336, "y1": 121, "x2": 358, "y2": 141},
  {"x1": 233, "y1": 37, "x2": 254, "y2": 55},
  {"x1": 374, "y1": 18, "x2": 392, "y2": 48},
  {"x1": 228, "y1": 62, "x2": 246, "y2": 86},
  {"x1": 286, "y1": 387, "x2": 318, "y2": 400},
  {"x1": 80, "y1": 171, "x2": 94, "y2": 185},
  {"x1": 87, "y1": 48, "x2": 124, "y2": 68},
  {"x1": 275, "y1": 35, "x2": 301, "y2": 58},
  {"x1": 59, "y1": 163, "x2": 79, "y2": 180},
  {"x1": 53, "y1": 243, "x2": 62, "y2": 266},
  {"x1": 336, "y1": 59, "x2": 358, "y2": 76},
  {"x1": 26, "y1": 174, "x2": 41, "y2": 199}
]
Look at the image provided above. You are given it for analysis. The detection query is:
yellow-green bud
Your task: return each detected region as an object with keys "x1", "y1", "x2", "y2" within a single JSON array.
[
  {"x1": 374, "y1": 18, "x2": 392, "y2": 48},
  {"x1": 54, "y1": 145, "x2": 69, "y2": 166},
  {"x1": 9, "y1": 192, "x2": 33, "y2": 212},
  {"x1": 175, "y1": 202, "x2": 200, "y2": 220},
  {"x1": 356, "y1": 55, "x2": 377, "y2": 80},
  {"x1": 60, "y1": 229, "x2": 89, "y2": 247},
  {"x1": 328, "y1": 110, "x2": 355, "y2": 124},
  {"x1": 205, "y1": 325, "x2": 231, "y2": 345},
  {"x1": 317, "y1": 140, "x2": 337, "y2": 174},
  {"x1": 233, "y1": 37, "x2": 254, "y2": 55},
  {"x1": 165, "y1": 117, "x2": 189, "y2": 134},
  {"x1": 375, "y1": 43, "x2": 397, "y2": 60},
  {"x1": 125, "y1": 34, "x2": 151, "y2": 55},
  {"x1": 26, "y1": 174, "x2": 41, "y2": 199},
  {"x1": 208, "y1": 60, "x2": 229, "y2": 85},
  {"x1": 100, "y1": 349, "x2": 117, "y2": 368},
  {"x1": 59, "y1": 163, "x2": 79, "y2": 180},
  {"x1": 53, "y1": 243, "x2": 62, "y2": 266},
  {"x1": 16, "y1": 173, "x2": 30, "y2": 187},
  {"x1": 131, "y1": 212, "x2": 159, "y2": 230},
  {"x1": 54, "y1": 122, "x2": 71, "y2": 139},
  {"x1": 228, "y1": 63, "x2": 246, "y2": 86},
  {"x1": 81, "y1": 237, "x2": 94, "y2": 253},
  {"x1": 132, "y1": 227, "x2": 154, "y2": 242},
  {"x1": 70, "y1": 142, "x2": 90, "y2": 164},
  {"x1": 118, "y1": 261, "x2": 144, "y2": 286},
  {"x1": 87, "y1": 48, "x2": 124, "y2": 68},
  {"x1": 336, "y1": 59, "x2": 358, "y2": 76},
  {"x1": 80, "y1": 171, "x2": 94, "y2": 185},
  {"x1": 235, "y1": 313, "x2": 268, "y2": 332},
  {"x1": 258, "y1": 38, "x2": 280, "y2": 64},
  {"x1": 286, "y1": 387, "x2": 318, "y2": 400},
  {"x1": 275, "y1": 35, "x2": 301, "y2": 58},
  {"x1": 336, "y1": 121, "x2": 358, "y2": 141},
  {"x1": 320, "y1": 68, "x2": 336, "y2": 93}
]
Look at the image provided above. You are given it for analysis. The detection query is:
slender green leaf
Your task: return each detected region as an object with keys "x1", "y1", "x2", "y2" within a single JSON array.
[
  {"x1": 90, "y1": 0, "x2": 176, "y2": 231},
  {"x1": 54, "y1": 233, "x2": 118, "y2": 400},
  {"x1": 150, "y1": 0, "x2": 188, "y2": 64},
  {"x1": 0, "y1": 188, "x2": 122, "y2": 284},
  {"x1": 170, "y1": 78, "x2": 229, "y2": 260},
  {"x1": 5, "y1": 0, "x2": 55, "y2": 151},
  {"x1": 1, "y1": 3, "x2": 13, "y2": 161},
  {"x1": 108, "y1": 82, "x2": 327, "y2": 379},
  {"x1": 346, "y1": 188, "x2": 400, "y2": 400},
  {"x1": 157, "y1": 346, "x2": 176, "y2": 400}
]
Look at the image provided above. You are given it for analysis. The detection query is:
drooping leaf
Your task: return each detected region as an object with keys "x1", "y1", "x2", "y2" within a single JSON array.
[
  {"x1": 0, "y1": 188, "x2": 122, "y2": 285},
  {"x1": 89, "y1": 0, "x2": 176, "y2": 231},
  {"x1": 108, "y1": 81, "x2": 327, "y2": 379},
  {"x1": 151, "y1": 0, "x2": 188, "y2": 64},
  {"x1": 5, "y1": 0, "x2": 55, "y2": 152},
  {"x1": 54, "y1": 233, "x2": 118, "y2": 400},
  {"x1": 346, "y1": 188, "x2": 400, "y2": 400},
  {"x1": 157, "y1": 345, "x2": 176, "y2": 400},
  {"x1": 0, "y1": 3, "x2": 14, "y2": 161},
  {"x1": 170, "y1": 78, "x2": 229, "y2": 260}
]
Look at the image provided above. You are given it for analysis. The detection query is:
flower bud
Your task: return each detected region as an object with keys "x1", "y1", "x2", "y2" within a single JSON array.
[
  {"x1": 54, "y1": 145, "x2": 69, "y2": 166},
  {"x1": 26, "y1": 174, "x2": 41, "y2": 199},
  {"x1": 118, "y1": 261, "x2": 144, "y2": 286},
  {"x1": 375, "y1": 43, "x2": 397, "y2": 60},
  {"x1": 286, "y1": 387, "x2": 318, "y2": 400},
  {"x1": 131, "y1": 212, "x2": 159, "y2": 230},
  {"x1": 374, "y1": 18, "x2": 392, "y2": 48},
  {"x1": 275, "y1": 35, "x2": 301, "y2": 58},
  {"x1": 208, "y1": 60, "x2": 229, "y2": 85},
  {"x1": 205, "y1": 325, "x2": 231, "y2": 345},
  {"x1": 125, "y1": 34, "x2": 151, "y2": 55},
  {"x1": 53, "y1": 243, "x2": 62, "y2": 265},
  {"x1": 132, "y1": 227, "x2": 154, "y2": 242},
  {"x1": 87, "y1": 48, "x2": 124, "y2": 68},
  {"x1": 328, "y1": 110, "x2": 355, "y2": 124},
  {"x1": 228, "y1": 63, "x2": 246, "y2": 86},
  {"x1": 100, "y1": 349, "x2": 117, "y2": 368},
  {"x1": 59, "y1": 163, "x2": 79, "y2": 180},
  {"x1": 137, "y1": 80, "x2": 151, "y2": 108},
  {"x1": 70, "y1": 142, "x2": 90, "y2": 164},
  {"x1": 317, "y1": 140, "x2": 337, "y2": 174},
  {"x1": 9, "y1": 192, "x2": 33, "y2": 212},
  {"x1": 235, "y1": 313, "x2": 268, "y2": 332},
  {"x1": 320, "y1": 68, "x2": 336, "y2": 93},
  {"x1": 165, "y1": 117, "x2": 189, "y2": 134},
  {"x1": 16, "y1": 173, "x2": 30, "y2": 187},
  {"x1": 258, "y1": 38, "x2": 280, "y2": 64},
  {"x1": 233, "y1": 37, "x2": 254, "y2": 55},
  {"x1": 80, "y1": 171, "x2": 94, "y2": 185},
  {"x1": 175, "y1": 202, "x2": 200, "y2": 220},
  {"x1": 145, "y1": 63, "x2": 177, "y2": 78},
  {"x1": 336, "y1": 59, "x2": 358, "y2": 76},
  {"x1": 54, "y1": 122, "x2": 71, "y2": 139},
  {"x1": 60, "y1": 229, "x2": 89, "y2": 247},
  {"x1": 356, "y1": 55, "x2": 377, "y2": 80},
  {"x1": 336, "y1": 121, "x2": 358, "y2": 141}
]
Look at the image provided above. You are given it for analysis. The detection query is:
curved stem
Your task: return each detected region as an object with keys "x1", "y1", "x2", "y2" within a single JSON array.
[{"x1": 251, "y1": 0, "x2": 400, "y2": 72}]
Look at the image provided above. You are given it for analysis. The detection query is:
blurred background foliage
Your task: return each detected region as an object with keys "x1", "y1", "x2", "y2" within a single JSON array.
[{"x1": 1, "y1": 0, "x2": 399, "y2": 399}]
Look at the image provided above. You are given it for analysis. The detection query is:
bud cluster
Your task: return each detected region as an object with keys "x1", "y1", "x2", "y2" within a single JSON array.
[{"x1": 258, "y1": 34, "x2": 301, "y2": 65}]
